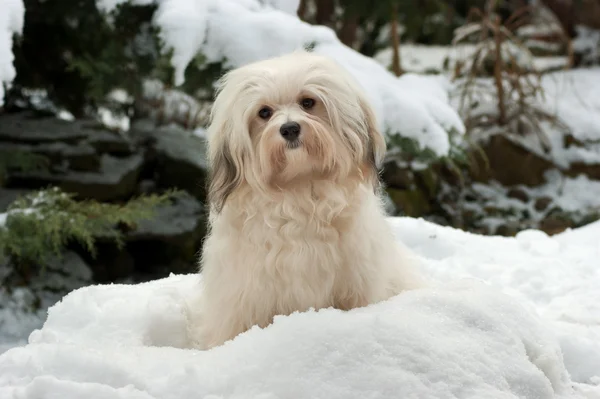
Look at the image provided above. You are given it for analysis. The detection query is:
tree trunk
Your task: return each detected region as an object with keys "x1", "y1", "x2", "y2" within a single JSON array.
[
  {"x1": 390, "y1": 4, "x2": 403, "y2": 76},
  {"x1": 297, "y1": 0, "x2": 308, "y2": 20},
  {"x1": 493, "y1": 16, "x2": 507, "y2": 126},
  {"x1": 339, "y1": 14, "x2": 359, "y2": 47},
  {"x1": 540, "y1": 0, "x2": 577, "y2": 37},
  {"x1": 315, "y1": 0, "x2": 335, "y2": 27}
]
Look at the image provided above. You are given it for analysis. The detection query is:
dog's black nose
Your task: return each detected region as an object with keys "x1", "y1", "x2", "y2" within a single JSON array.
[{"x1": 279, "y1": 122, "x2": 301, "y2": 141}]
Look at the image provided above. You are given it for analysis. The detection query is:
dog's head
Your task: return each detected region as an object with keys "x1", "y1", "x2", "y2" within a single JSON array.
[{"x1": 206, "y1": 51, "x2": 386, "y2": 212}]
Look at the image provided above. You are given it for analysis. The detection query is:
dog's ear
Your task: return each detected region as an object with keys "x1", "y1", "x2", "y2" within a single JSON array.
[
  {"x1": 359, "y1": 96, "x2": 386, "y2": 187},
  {"x1": 208, "y1": 138, "x2": 242, "y2": 213}
]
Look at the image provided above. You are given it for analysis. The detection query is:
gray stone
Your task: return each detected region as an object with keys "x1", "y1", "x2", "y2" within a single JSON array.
[
  {"x1": 86, "y1": 130, "x2": 134, "y2": 155},
  {"x1": 0, "y1": 188, "x2": 31, "y2": 212},
  {"x1": 471, "y1": 135, "x2": 556, "y2": 186},
  {"x1": 127, "y1": 191, "x2": 205, "y2": 242},
  {"x1": 0, "y1": 251, "x2": 93, "y2": 311},
  {"x1": 0, "y1": 141, "x2": 100, "y2": 172},
  {"x1": 534, "y1": 196, "x2": 553, "y2": 212},
  {"x1": 566, "y1": 162, "x2": 600, "y2": 181},
  {"x1": 8, "y1": 153, "x2": 144, "y2": 201},
  {"x1": 124, "y1": 191, "x2": 206, "y2": 275},
  {"x1": 0, "y1": 112, "x2": 91, "y2": 143},
  {"x1": 506, "y1": 187, "x2": 529, "y2": 203},
  {"x1": 132, "y1": 120, "x2": 209, "y2": 200}
]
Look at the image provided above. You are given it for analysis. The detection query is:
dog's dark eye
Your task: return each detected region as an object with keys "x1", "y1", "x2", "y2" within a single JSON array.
[
  {"x1": 300, "y1": 98, "x2": 315, "y2": 109},
  {"x1": 258, "y1": 106, "x2": 273, "y2": 119}
]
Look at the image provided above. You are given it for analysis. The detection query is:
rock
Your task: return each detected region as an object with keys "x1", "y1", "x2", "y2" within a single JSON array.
[
  {"x1": 534, "y1": 196, "x2": 553, "y2": 212},
  {"x1": 575, "y1": 212, "x2": 600, "y2": 228},
  {"x1": 32, "y1": 251, "x2": 93, "y2": 292},
  {"x1": 494, "y1": 221, "x2": 520, "y2": 237},
  {"x1": 125, "y1": 192, "x2": 206, "y2": 272},
  {"x1": 506, "y1": 187, "x2": 529, "y2": 203},
  {"x1": 462, "y1": 209, "x2": 481, "y2": 225},
  {"x1": 0, "y1": 141, "x2": 100, "y2": 172},
  {"x1": 131, "y1": 120, "x2": 209, "y2": 200},
  {"x1": 566, "y1": 163, "x2": 600, "y2": 180},
  {"x1": 127, "y1": 191, "x2": 205, "y2": 243},
  {"x1": 386, "y1": 187, "x2": 431, "y2": 217},
  {"x1": 77, "y1": 242, "x2": 136, "y2": 282},
  {"x1": 381, "y1": 162, "x2": 414, "y2": 189},
  {"x1": 137, "y1": 179, "x2": 157, "y2": 195},
  {"x1": 0, "y1": 188, "x2": 31, "y2": 212},
  {"x1": 470, "y1": 135, "x2": 556, "y2": 186},
  {"x1": 0, "y1": 251, "x2": 93, "y2": 310},
  {"x1": 483, "y1": 205, "x2": 503, "y2": 216},
  {"x1": 539, "y1": 208, "x2": 575, "y2": 235},
  {"x1": 86, "y1": 130, "x2": 134, "y2": 155},
  {"x1": 0, "y1": 112, "x2": 145, "y2": 201},
  {"x1": 80, "y1": 191, "x2": 207, "y2": 278},
  {"x1": 0, "y1": 112, "x2": 90, "y2": 143},
  {"x1": 415, "y1": 167, "x2": 440, "y2": 198},
  {"x1": 7, "y1": 153, "x2": 144, "y2": 201}
]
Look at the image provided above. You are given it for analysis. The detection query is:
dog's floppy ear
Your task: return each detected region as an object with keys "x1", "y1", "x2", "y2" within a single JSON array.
[
  {"x1": 359, "y1": 95, "x2": 386, "y2": 186},
  {"x1": 208, "y1": 137, "x2": 243, "y2": 213}
]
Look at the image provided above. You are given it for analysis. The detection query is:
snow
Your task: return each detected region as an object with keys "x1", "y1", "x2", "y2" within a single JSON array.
[
  {"x1": 95, "y1": 0, "x2": 464, "y2": 156},
  {"x1": 98, "y1": 106, "x2": 131, "y2": 133},
  {"x1": 139, "y1": 78, "x2": 211, "y2": 129},
  {"x1": 0, "y1": 0, "x2": 25, "y2": 107},
  {"x1": 374, "y1": 44, "x2": 568, "y2": 75},
  {"x1": 498, "y1": 67, "x2": 600, "y2": 168},
  {"x1": 540, "y1": 68, "x2": 600, "y2": 143},
  {"x1": 573, "y1": 25, "x2": 600, "y2": 65},
  {"x1": 1, "y1": 218, "x2": 600, "y2": 397}
]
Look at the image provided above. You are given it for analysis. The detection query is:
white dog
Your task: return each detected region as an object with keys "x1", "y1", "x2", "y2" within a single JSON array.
[{"x1": 189, "y1": 51, "x2": 425, "y2": 350}]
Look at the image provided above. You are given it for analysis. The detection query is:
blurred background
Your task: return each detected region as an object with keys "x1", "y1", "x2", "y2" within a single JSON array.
[{"x1": 0, "y1": 0, "x2": 599, "y2": 350}]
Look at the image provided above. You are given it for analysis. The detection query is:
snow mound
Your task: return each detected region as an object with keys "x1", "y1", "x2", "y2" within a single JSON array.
[
  {"x1": 2, "y1": 219, "x2": 600, "y2": 397},
  {"x1": 0, "y1": 276, "x2": 585, "y2": 399},
  {"x1": 0, "y1": 0, "x2": 25, "y2": 107},
  {"x1": 96, "y1": 0, "x2": 464, "y2": 156},
  {"x1": 391, "y1": 217, "x2": 600, "y2": 389}
]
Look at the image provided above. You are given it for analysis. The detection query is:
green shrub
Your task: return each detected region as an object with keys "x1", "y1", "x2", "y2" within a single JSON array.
[{"x1": 0, "y1": 187, "x2": 177, "y2": 267}]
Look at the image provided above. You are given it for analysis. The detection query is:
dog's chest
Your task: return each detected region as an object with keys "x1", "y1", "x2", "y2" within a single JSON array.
[{"x1": 236, "y1": 193, "x2": 356, "y2": 275}]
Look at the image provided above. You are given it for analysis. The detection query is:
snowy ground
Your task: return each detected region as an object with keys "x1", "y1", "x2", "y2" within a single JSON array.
[
  {"x1": 1, "y1": 218, "x2": 599, "y2": 398},
  {"x1": 374, "y1": 43, "x2": 569, "y2": 75}
]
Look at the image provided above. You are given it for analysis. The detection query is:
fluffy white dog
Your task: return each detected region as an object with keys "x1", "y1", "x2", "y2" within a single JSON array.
[{"x1": 189, "y1": 51, "x2": 425, "y2": 350}]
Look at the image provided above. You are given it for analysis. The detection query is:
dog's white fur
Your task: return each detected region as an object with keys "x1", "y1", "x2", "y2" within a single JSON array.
[{"x1": 189, "y1": 51, "x2": 425, "y2": 350}]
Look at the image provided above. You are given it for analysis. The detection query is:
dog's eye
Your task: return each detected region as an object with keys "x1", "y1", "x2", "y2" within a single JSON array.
[
  {"x1": 300, "y1": 98, "x2": 315, "y2": 109},
  {"x1": 258, "y1": 107, "x2": 273, "y2": 120}
]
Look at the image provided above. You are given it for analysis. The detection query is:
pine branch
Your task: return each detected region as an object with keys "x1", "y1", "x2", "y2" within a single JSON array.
[{"x1": 0, "y1": 187, "x2": 179, "y2": 267}]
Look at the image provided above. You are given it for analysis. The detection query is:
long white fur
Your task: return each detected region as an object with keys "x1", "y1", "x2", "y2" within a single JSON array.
[{"x1": 188, "y1": 51, "x2": 426, "y2": 350}]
